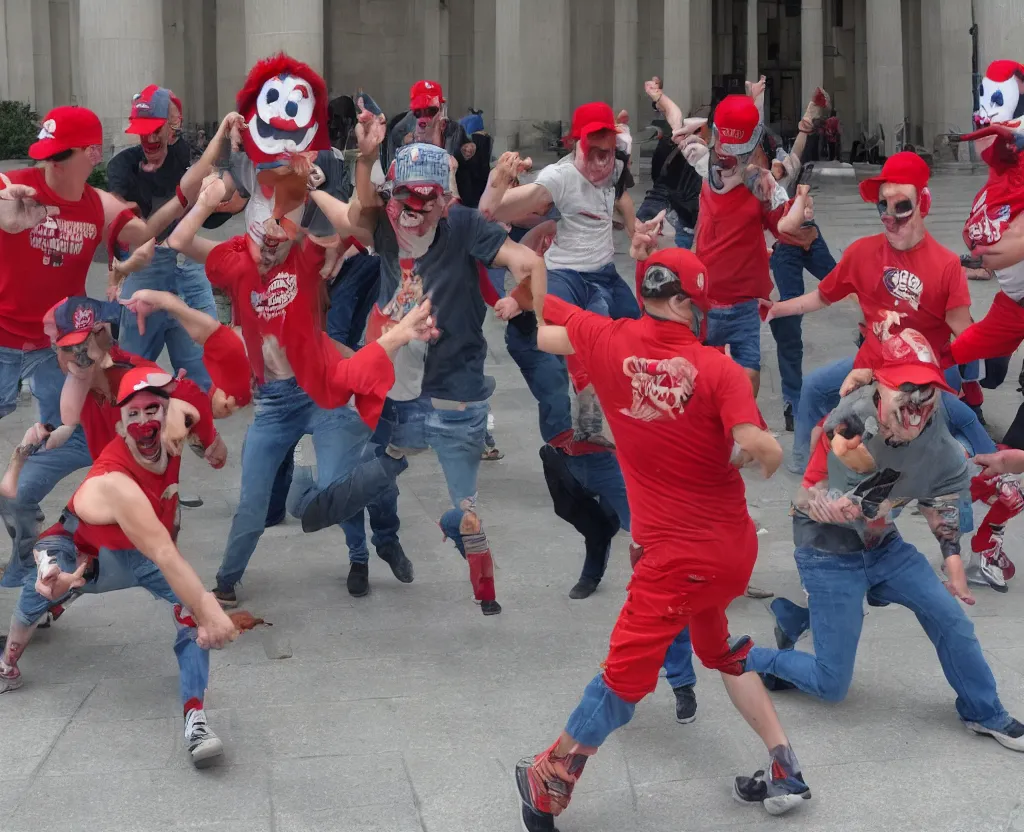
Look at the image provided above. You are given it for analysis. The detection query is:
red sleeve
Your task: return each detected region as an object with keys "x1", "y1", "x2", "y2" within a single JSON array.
[
  {"x1": 634, "y1": 260, "x2": 646, "y2": 313},
  {"x1": 476, "y1": 262, "x2": 500, "y2": 308},
  {"x1": 559, "y1": 298, "x2": 614, "y2": 370},
  {"x1": 817, "y1": 247, "x2": 859, "y2": 305},
  {"x1": 944, "y1": 256, "x2": 972, "y2": 311},
  {"x1": 801, "y1": 427, "x2": 832, "y2": 489},
  {"x1": 762, "y1": 197, "x2": 795, "y2": 238},
  {"x1": 172, "y1": 378, "x2": 217, "y2": 448},
  {"x1": 202, "y1": 325, "x2": 252, "y2": 407},
  {"x1": 205, "y1": 238, "x2": 249, "y2": 291},
  {"x1": 714, "y1": 356, "x2": 769, "y2": 438}
]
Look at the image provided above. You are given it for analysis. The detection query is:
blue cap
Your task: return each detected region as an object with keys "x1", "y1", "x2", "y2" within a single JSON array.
[
  {"x1": 460, "y1": 113, "x2": 484, "y2": 135},
  {"x1": 46, "y1": 296, "x2": 121, "y2": 346},
  {"x1": 391, "y1": 143, "x2": 451, "y2": 192}
]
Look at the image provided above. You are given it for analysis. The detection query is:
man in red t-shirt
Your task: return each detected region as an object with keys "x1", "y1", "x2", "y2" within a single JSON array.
[
  {"x1": 0, "y1": 368, "x2": 240, "y2": 767},
  {"x1": 513, "y1": 250, "x2": 811, "y2": 831},
  {"x1": 763, "y1": 152, "x2": 981, "y2": 473}
]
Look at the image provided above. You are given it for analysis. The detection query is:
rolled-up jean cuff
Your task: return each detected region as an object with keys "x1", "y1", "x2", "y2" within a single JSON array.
[{"x1": 564, "y1": 674, "x2": 636, "y2": 747}]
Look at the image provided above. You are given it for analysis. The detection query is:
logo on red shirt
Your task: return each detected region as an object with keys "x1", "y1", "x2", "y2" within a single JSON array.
[
  {"x1": 882, "y1": 267, "x2": 923, "y2": 310},
  {"x1": 28, "y1": 218, "x2": 98, "y2": 268},
  {"x1": 250, "y1": 272, "x2": 298, "y2": 320},
  {"x1": 965, "y1": 188, "x2": 1012, "y2": 248},
  {"x1": 620, "y1": 356, "x2": 698, "y2": 421}
]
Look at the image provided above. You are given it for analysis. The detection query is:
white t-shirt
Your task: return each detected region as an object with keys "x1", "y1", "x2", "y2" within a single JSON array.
[{"x1": 534, "y1": 155, "x2": 621, "y2": 272}]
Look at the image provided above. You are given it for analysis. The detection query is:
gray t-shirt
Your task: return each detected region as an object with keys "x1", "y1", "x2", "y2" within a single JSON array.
[{"x1": 793, "y1": 384, "x2": 969, "y2": 552}]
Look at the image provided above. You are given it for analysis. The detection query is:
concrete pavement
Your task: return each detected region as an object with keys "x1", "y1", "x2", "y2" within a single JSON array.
[{"x1": 1, "y1": 170, "x2": 1024, "y2": 832}]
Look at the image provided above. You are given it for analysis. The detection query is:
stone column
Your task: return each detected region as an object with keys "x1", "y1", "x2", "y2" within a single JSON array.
[
  {"x1": 31, "y1": 0, "x2": 53, "y2": 113},
  {"x1": 217, "y1": 0, "x2": 247, "y2": 116},
  {"x1": 492, "y1": 0, "x2": 522, "y2": 151},
  {"x1": 69, "y1": 0, "x2": 81, "y2": 103},
  {"x1": 865, "y1": 0, "x2": 904, "y2": 157},
  {"x1": 244, "y1": 0, "x2": 323, "y2": 73},
  {"x1": 519, "y1": 0, "x2": 570, "y2": 145},
  {"x1": 689, "y1": 0, "x2": 712, "y2": 112},
  {"x1": 163, "y1": 0, "x2": 186, "y2": 103},
  {"x1": 801, "y1": 0, "x2": 823, "y2": 110},
  {"x1": 921, "y1": 0, "x2": 972, "y2": 156},
  {"x1": 901, "y1": 0, "x2": 922, "y2": 146},
  {"x1": 420, "y1": 0, "x2": 442, "y2": 83},
  {"x1": 663, "y1": 0, "x2": 692, "y2": 117},
  {"x1": 473, "y1": 0, "x2": 496, "y2": 124},
  {"x1": 80, "y1": 0, "x2": 164, "y2": 155},
  {"x1": 5, "y1": 0, "x2": 35, "y2": 105},
  {"x1": 853, "y1": 0, "x2": 867, "y2": 137},
  {"x1": 446, "y1": 0, "x2": 474, "y2": 116},
  {"x1": 974, "y1": 0, "x2": 1024, "y2": 71},
  {"x1": 50, "y1": 0, "x2": 74, "y2": 106},
  {"x1": 0, "y1": 0, "x2": 8, "y2": 101},
  {"x1": 746, "y1": 0, "x2": 758, "y2": 81},
  {"x1": 613, "y1": 0, "x2": 639, "y2": 124}
]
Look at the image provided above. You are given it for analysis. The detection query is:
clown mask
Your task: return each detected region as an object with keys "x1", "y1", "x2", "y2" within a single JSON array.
[
  {"x1": 574, "y1": 129, "x2": 617, "y2": 187},
  {"x1": 119, "y1": 390, "x2": 169, "y2": 471},
  {"x1": 237, "y1": 54, "x2": 330, "y2": 167},
  {"x1": 875, "y1": 381, "x2": 939, "y2": 445},
  {"x1": 413, "y1": 105, "x2": 445, "y2": 146},
  {"x1": 245, "y1": 215, "x2": 294, "y2": 271},
  {"x1": 386, "y1": 186, "x2": 447, "y2": 258},
  {"x1": 975, "y1": 61, "x2": 1024, "y2": 130},
  {"x1": 709, "y1": 146, "x2": 750, "y2": 194},
  {"x1": 57, "y1": 331, "x2": 110, "y2": 381}
]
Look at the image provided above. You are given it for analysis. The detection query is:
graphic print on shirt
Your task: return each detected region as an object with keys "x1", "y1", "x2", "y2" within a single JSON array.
[
  {"x1": 882, "y1": 266, "x2": 923, "y2": 310},
  {"x1": 29, "y1": 218, "x2": 99, "y2": 267},
  {"x1": 381, "y1": 258, "x2": 424, "y2": 324},
  {"x1": 965, "y1": 188, "x2": 1012, "y2": 248},
  {"x1": 250, "y1": 271, "x2": 298, "y2": 320},
  {"x1": 871, "y1": 309, "x2": 908, "y2": 343},
  {"x1": 620, "y1": 356, "x2": 698, "y2": 421}
]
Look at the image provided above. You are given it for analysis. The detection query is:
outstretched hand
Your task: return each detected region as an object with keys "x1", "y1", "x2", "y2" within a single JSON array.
[
  {"x1": 630, "y1": 209, "x2": 665, "y2": 260},
  {"x1": 942, "y1": 556, "x2": 976, "y2": 606},
  {"x1": 355, "y1": 109, "x2": 387, "y2": 158},
  {"x1": 0, "y1": 172, "x2": 60, "y2": 234},
  {"x1": 119, "y1": 288, "x2": 172, "y2": 336}
]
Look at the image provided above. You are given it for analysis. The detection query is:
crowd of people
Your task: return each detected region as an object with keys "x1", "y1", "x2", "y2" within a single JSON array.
[{"x1": 1, "y1": 49, "x2": 1024, "y2": 829}]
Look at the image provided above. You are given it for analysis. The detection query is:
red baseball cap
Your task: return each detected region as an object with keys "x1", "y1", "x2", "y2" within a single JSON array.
[
  {"x1": 570, "y1": 102, "x2": 620, "y2": 141},
  {"x1": 116, "y1": 367, "x2": 176, "y2": 406},
  {"x1": 712, "y1": 95, "x2": 762, "y2": 156},
  {"x1": 126, "y1": 85, "x2": 182, "y2": 135},
  {"x1": 874, "y1": 329, "x2": 955, "y2": 394},
  {"x1": 640, "y1": 248, "x2": 710, "y2": 312},
  {"x1": 410, "y1": 80, "x2": 444, "y2": 110},
  {"x1": 29, "y1": 106, "x2": 103, "y2": 160},
  {"x1": 984, "y1": 59, "x2": 1024, "y2": 83},
  {"x1": 858, "y1": 151, "x2": 931, "y2": 203}
]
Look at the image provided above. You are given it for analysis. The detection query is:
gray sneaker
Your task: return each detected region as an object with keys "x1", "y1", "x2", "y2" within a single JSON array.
[
  {"x1": 733, "y1": 745, "x2": 811, "y2": 815},
  {"x1": 185, "y1": 708, "x2": 224, "y2": 768}
]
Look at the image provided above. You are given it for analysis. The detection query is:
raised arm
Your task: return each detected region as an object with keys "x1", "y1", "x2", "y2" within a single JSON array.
[
  {"x1": 166, "y1": 175, "x2": 225, "y2": 264},
  {"x1": 308, "y1": 189, "x2": 374, "y2": 247},
  {"x1": 645, "y1": 77, "x2": 683, "y2": 132},
  {"x1": 355, "y1": 110, "x2": 387, "y2": 214},
  {"x1": 478, "y1": 152, "x2": 550, "y2": 223},
  {"x1": 76, "y1": 472, "x2": 238, "y2": 647}
]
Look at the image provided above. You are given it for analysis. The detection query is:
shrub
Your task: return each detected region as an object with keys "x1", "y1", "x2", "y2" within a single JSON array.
[
  {"x1": 86, "y1": 165, "x2": 108, "y2": 189},
  {"x1": 0, "y1": 100, "x2": 39, "y2": 160}
]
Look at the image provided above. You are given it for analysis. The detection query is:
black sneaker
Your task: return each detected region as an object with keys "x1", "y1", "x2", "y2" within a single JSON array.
[
  {"x1": 481, "y1": 599, "x2": 502, "y2": 615},
  {"x1": 568, "y1": 576, "x2": 599, "y2": 600},
  {"x1": 673, "y1": 684, "x2": 697, "y2": 724},
  {"x1": 966, "y1": 717, "x2": 1024, "y2": 751},
  {"x1": 783, "y1": 403, "x2": 795, "y2": 433},
  {"x1": 179, "y1": 491, "x2": 204, "y2": 509},
  {"x1": 212, "y1": 586, "x2": 238, "y2": 609},
  {"x1": 376, "y1": 541, "x2": 414, "y2": 583},
  {"x1": 515, "y1": 758, "x2": 558, "y2": 832},
  {"x1": 760, "y1": 672, "x2": 797, "y2": 692},
  {"x1": 347, "y1": 562, "x2": 369, "y2": 597},
  {"x1": 734, "y1": 746, "x2": 811, "y2": 815}
]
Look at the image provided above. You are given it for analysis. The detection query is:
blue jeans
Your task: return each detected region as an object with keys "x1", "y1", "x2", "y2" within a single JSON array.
[
  {"x1": 13, "y1": 534, "x2": 208, "y2": 707},
  {"x1": 340, "y1": 400, "x2": 401, "y2": 564},
  {"x1": 563, "y1": 452, "x2": 631, "y2": 581},
  {"x1": 327, "y1": 253, "x2": 382, "y2": 350},
  {"x1": 504, "y1": 322, "x2": 571, "y2": 443},
  {"x1": 216, "y1": 379, "x2": 383, "y2": 590},
  {"x1": 706, "y1": 300, "x2": 761, "y2": 371},
  {"x1": 663, "y1": 627, "x2": 696, "y2": 688},
  {"x1": 769, "y1": 230, "x2": 837, "y2": 409},
  {"x1": 0, "y1": 427, "x2": 92, "y2": 588},
  {"x1": 119, "y1": 247, "x2": 216, "y2": 391},
  {"x1": 0, "y1": 345, "x2": 65, "y2": 424},
  {"x1": 547, "y1": 264, "x2": 641, "y2": 321},
  {"x1": 746, "y1": 537, "x2": 1012, "y2": 731}
]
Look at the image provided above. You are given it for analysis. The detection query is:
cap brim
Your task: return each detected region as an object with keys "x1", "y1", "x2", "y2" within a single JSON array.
[
  {"x1": 28, "y1": 138, "x2": 65, "y2": 160},
  {"x1": 126, "y1": 118, "x2": 167, "y2": 135},
  {"x1": 578, "y1": 120, "x2": 622, "y2": 139},
  {"x1": 874, "y1": 365, "x2": 955, "y2": 395},
  {"x1": 55, "y1": 330, "x2": 90, "y2": 347},
  {"x1": 716, "y1": 123, "x2": 763, "y2": 156},
  {"x1": 858, "y1": 176, "x2": 885, "y2": 203}
]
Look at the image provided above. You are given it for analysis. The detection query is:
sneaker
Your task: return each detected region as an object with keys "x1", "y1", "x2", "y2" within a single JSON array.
[
  {"x1": 977, "y1": 535, "x2": 1016, "y2": 580},
  {"x1": 966, "y1": 559, "x2": 1009, "y2": 593},
  {"x1": 966, "y1": 718, "x2": 1024, "y2": 752},
  {"x1": 376, "y1": 541, "x2": 414, "y2": 583},
  {"x1": 212, "y1": 586, "x2": 238, "y2": 609},
  {"x1": 673, "y1": 684, "x2": 697, "y2": 724},
  {"x1": 0, "y1": 662, "x2": 22, "y2": 693},
  {"x1": 515, "y1": 756, "x2": 574, "y2": 832},
  {"x1": 783, "y1": 403, "x2": 794, "y2": 433},
  {"x1": 733, "y1": 747, "x2": 811, "y2": 816},
  {"x1": 184, "y1": 708, "x2": 224, "y2": 768},
  {"x1": 745, "y1": 584, "x2": 774, "y2": 599},
  {"x1": 179, "y1": 491, "x2": 204, "y2": 509},
  {"x1": 568, "y1": 576, "x2": 599, "y2": 600},
  {"x1": 481, "y1": 599, "x2": 502, "y2": 615},
  {"x1": 347, "y1": 562, "x2": 369, "y2": 597}
]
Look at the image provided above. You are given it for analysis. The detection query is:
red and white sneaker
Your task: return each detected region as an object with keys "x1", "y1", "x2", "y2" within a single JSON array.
[{"x1": 0, "y1": 661, "x2": 22, "y2": 693}]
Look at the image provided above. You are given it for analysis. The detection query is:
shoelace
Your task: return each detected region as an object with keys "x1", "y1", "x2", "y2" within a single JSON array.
[{"x1": 186, "y1": 711, "x2": 211, "y2": 741}]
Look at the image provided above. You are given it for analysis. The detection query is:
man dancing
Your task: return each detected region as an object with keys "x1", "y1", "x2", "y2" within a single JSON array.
[
  {"x1": 748, "y1": 329, "x2": 1024, "y2": 753},
  {"x1": 515, "y1": 249, "x2": 810, "y2": 831},
  {"x1": 0, "y1": 368, "x2": 239, "y2": 767}
]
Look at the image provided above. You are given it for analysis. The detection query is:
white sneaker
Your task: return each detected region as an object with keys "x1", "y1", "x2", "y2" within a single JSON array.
[
  {"x1": 185, "y1": 708, "x2": 224, "y2": 768},
  {"x1": 0, "y1": 662, "x2": 23, "y2": 693},
  {"x1": 966, "y1": 558, "x2": 1008, "y2": 593}
]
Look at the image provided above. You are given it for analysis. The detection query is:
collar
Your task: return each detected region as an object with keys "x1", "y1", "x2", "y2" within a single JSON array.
[{"x1": 641, "y1": 311, "x2": 700, "y2": 345}]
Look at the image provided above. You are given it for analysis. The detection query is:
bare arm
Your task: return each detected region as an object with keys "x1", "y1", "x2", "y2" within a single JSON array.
[
  {"x1": 945, "y1": 305, "x2": 973, "y2": 337},
  {"x1": 76, "y1": 473, "x2": 237, "y2": 644},
  {"x1": 919, "y1": 493, "x2": 974, "y2": 605},
  {"x1": 615, "y1": 190, "x2": 637, "y2": 239},
  {"x1": 166, "y1": 176, "x2": 225, "y2": 264},
  {"x1": 308, "y1": 190, "x2": 374, "y2": 247},
  {"x1": 645, "y1": 79, "x2": 683, "y2": 132},
  {"x1": 732, "y1": 422, "x2": 783, "y2": 478},
  {"x1": 491, "y1": 238, "x2": 548, "y2": 323},
  {"x1": 537, "y1": 325, "x2": 574, "y2": 355},
  {"x1": 766, "y1": 289, "x2": 830, "y2": 321},
  {"x1": 478, "y1": 152, "x2": 548, "y2": 223},
  {"x1": 121, "y1": 288, "x2": 219, "y2": 345}
]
